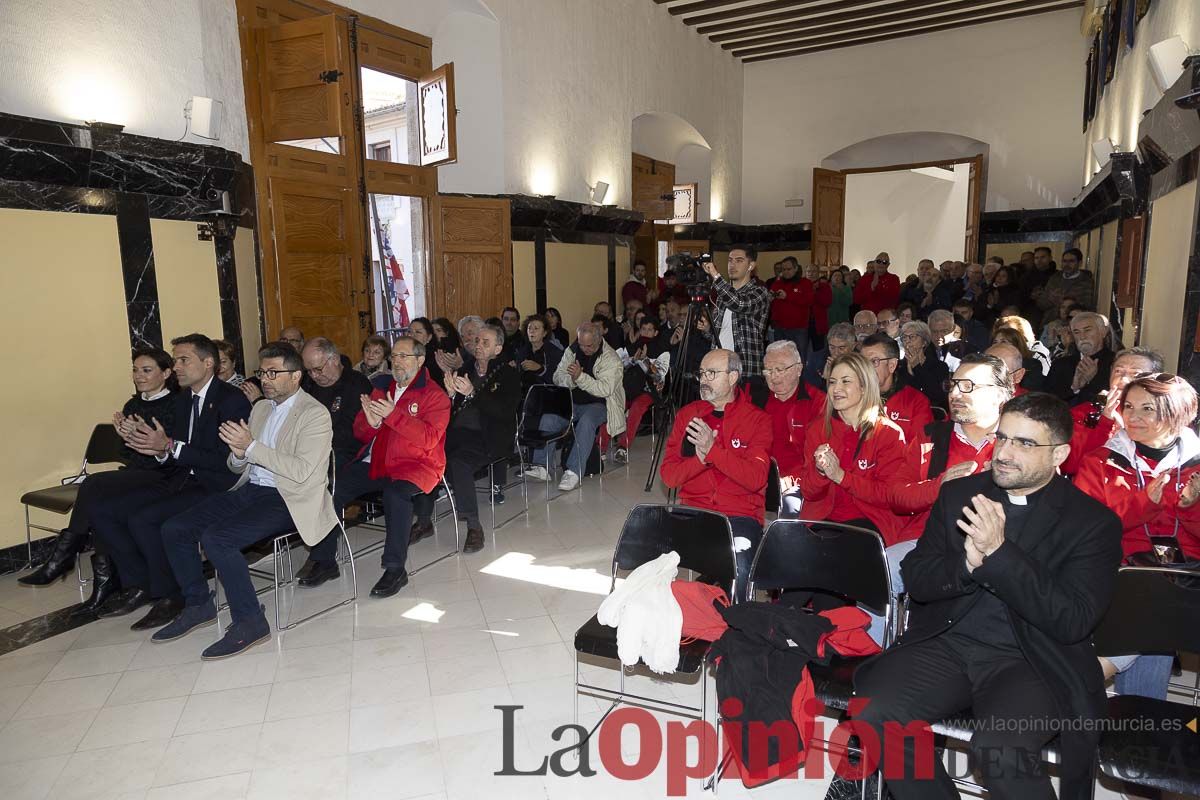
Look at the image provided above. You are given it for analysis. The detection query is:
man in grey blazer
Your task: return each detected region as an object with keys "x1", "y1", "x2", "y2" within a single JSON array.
[{"x1": 155, "y1": 342, "x2": 338, "y2": 659}]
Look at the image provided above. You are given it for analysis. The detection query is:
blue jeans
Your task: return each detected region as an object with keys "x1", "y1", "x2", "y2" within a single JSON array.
[
  {"x1": 730, "y1": 515, "x2": 763, "y2": 602},
  {"x1": 779, "y1": 486, "x2": 804, "y2": 519},
  {"x1": 866, "y1": 539, "x2": 919, "y2": 646},
  {"x1": 162, "y1": 484, "x2": 295, "y2": 625},
  {"x1": 1111, "y1": 654, "x2": 1174, "y2": 700},
  {"x1": 531, "y1": 402, "x2": 607, "y2": 476}
]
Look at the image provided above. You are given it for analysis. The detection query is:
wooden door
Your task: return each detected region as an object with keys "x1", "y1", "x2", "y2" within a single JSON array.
[
  {"x1": 430, "y1": 196, "x2": 512, "y2": 323},
  {"x1": 964, "y1": 155, "x2": 986, "y2": 262},
  {"x1": 632, "y1": 153, "x2": 675, "y2": 222},
  {"x1": 267, "y1": 178, "x2": 366, "y2": 352},
  {"x1": 260, "y1": 15, "x2": 347, "y2": 143},
  {"x1": 811, "y1": 168, "x2": 846, "y2": 267},
  {"x1": 1115, "y1": 216, "x2": 1146, "y2": 309}
]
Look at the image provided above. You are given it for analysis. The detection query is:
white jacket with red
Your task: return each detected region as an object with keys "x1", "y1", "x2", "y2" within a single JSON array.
[{"x1": 1073, "y1": 426, "x2": 1200, "y2": 561}]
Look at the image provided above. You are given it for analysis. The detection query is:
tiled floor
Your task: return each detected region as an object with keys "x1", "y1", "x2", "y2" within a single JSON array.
[{"x1": 0, "y1": 449, "x2": 1168, "y2": 799}]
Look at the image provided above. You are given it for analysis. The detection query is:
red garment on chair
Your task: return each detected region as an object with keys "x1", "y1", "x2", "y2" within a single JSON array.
[{"x1": 671, "y1": 580, "x2": 730, "y2": 641}]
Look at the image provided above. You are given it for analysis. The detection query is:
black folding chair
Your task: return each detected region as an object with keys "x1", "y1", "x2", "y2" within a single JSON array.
[
  {"x1": 353, "y1": 474, "x2": 461, "y2": 576},
  {"x1": 20, "y1": 424, "x2": 128, "y2": 567},
  {"x1": 1093, "y1": 566, "x2": 1200, "y2": 795},
  {"x1": 518, "y1": 384, "x2": 576, "y2": 498},
  {"x1": 479, "y1": 422, "x2": 529, "y2": 530},
  {"x1": 765, "y1": 458, "x2": 782, "y2": 518},
  {"x1": 573, "y1": 505, "x2": 736, "y2": 772}
]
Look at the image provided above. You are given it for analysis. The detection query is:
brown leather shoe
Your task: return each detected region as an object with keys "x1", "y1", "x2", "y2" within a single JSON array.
[
  {"x1": 409, "y1": 520, "x2": 434, "y2": 545},
  {"x1": 462, "y1": 527, "x2": 485, "y2": 554}
]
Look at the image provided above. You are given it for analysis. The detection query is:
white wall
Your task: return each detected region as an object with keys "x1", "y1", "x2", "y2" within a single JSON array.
[
  {"x1": 741, "y1": 10, "x2": 1087, "y2": 224},
  {"x1": 1083, "y1": 0, "x2": 1200, "y2": 178},
  {"x1": 843, "y1": 164, "x2": 971, "y2": 275},
  {"x1": 0, "y1": 0, "x2": 251, "y2": 158}
]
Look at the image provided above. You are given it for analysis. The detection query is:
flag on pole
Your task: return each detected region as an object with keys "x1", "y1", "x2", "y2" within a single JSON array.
[{"x1": 381, "y1": 228, "x2": 411, "y2": 328}]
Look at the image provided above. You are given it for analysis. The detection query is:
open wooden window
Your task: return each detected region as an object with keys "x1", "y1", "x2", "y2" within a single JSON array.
[
  {"x1": 418, "y1": 64, "x2": 457, "y2": 167},
  {"x1": 259, "y1": 15, "x2": 352, "y2": 150}
]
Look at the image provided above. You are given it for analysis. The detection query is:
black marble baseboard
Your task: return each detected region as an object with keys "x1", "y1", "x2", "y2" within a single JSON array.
[{"x1": 0, "y1": 534, "x2": 56, "y2": 576}]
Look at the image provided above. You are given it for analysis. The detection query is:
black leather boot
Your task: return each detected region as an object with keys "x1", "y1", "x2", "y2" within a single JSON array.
[
  {"x1": 71, "y1": 554, "x2": 120, "y2": 617},
  {"x1": 19, "y1": 530, "x2": 86, "y2": 587}
]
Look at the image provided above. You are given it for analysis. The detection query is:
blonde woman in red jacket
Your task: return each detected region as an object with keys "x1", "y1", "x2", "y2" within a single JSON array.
[{"x1": 1074, "y1": 372, "x2": 1200, "y2": 699}]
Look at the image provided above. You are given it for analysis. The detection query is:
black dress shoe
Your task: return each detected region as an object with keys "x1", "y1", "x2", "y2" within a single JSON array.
[
  {"x1": 97, "y1": 588, "x2": 151, "y2": 618},
  {"x1": 19, "y1": 529, "x2": 86, "y2": 586},
  {"x1": 370, "y1": 569, "x2": 409, "y2": 598},
  {"x1": 462, "y1": 527, "x2": 485, "y2": 554},
  {"x1": 71, "y1": 554, "x2": 120, "y2": 617},
  {"x1": 297, "y1": 561, "x2": 340, "y2": 588},
  {"x1": 409, "y1": 520, "x2": 434, "y2": 545},
  {"x1": 131, "y1": 597, "x2": 185, "y2": 631}
]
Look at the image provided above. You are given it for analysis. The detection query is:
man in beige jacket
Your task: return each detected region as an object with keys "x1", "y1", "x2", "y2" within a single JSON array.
[{"x1": 155, "y1": 342, "x2": 337, "y2": 659}]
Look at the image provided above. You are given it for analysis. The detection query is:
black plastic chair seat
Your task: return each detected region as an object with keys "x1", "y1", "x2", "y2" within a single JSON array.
[
  {"x1": 574, "y1": 613, "x2": 710, "y2": 675},
  {"x1": 519, "y1": 431, "x2": 570, "y2": 447},
  {"x1": 1097, "y1": 694, "x2": 1200, "y2": 792},
  {"x1": 20, "y1": 483, "x2": 80, "y2": 514}
]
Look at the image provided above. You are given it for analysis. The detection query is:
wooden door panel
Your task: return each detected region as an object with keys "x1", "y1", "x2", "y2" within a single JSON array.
[
  {"x1": 811, "y1": 168, "x2": 845, "y2": 267},
  {"x1": 431, "y1": 196, "x2": 512, "y2": 323},
  {"x1": 265, "y1": 143, "x2": 353, "y2": 185},
  {"x1": 357, "y1": 26, "x2": 431, "y2": 81},
  {"x1": 632, "y1": 152, "x2": 675, "y2": 221},
  {"x1": 964, "y1": 155, "x2": 985, "y2": 262},
  {"x1": 260, "y1": 15, "x2": 346, "y2": 142}
]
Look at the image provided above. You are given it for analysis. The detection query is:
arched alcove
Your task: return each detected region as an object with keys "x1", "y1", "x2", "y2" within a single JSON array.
[
  {"x1": 822, "y1": 131, "x2": 990, "y2": 172},
  {"x1": 631, "y1": 111, "x2": 713, "y2": 222}
]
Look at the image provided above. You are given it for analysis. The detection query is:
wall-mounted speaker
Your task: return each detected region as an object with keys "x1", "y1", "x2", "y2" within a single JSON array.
[
  {"x1": 590, "y1": 181, "x2": 609, "y2": 204},
  {"x1": 190, "y1": 96, "x2": 222, "y2": 140},
  {"x1": 1092, "y1": 138, "x2": 1115, "y2": 165},
  {"x1": 1149, "y1": 37, "x2": 1191, "y2": 93}
]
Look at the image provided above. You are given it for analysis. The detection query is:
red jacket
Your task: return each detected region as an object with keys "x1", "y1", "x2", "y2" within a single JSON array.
[
  {"x1": 352, "y1": 369, "x2": 450, "y2": 494},
  {"x1": 622, "y1": 279, "x2": 648, "y2": 307},
  {"x1": 798, "y1": 415, "x2": 911, "y2": 545},
  {"x1": 1073, "y1": 428, "x2": 1200, "y2": 561},
  {"x1": 765, "y1": 381, "x2": 826, "y2": 479},
  {"x1": 769, "y1": 277, "x2": 815, "y2": 329},
  {"x1": 881, "y1": 384, "x2": 932, "y2": 444},
  {"x1": 811, "y1": 281, "x2": 832, "y2": 335},
  {"x1": 841, "y1": 421, "x2": 995, "y2": 541},
  {"x1": 852, "y1": 272, "x2": 900, "y2": 314},
  {"x1": 660, "y1": 392, "x2": 773, "y2": 525}
]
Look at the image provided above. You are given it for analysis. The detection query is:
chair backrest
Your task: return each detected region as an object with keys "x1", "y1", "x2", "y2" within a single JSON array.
[
  {"x1": 1093, "y1": 566, "x2": 1200, "y2": 657},
  {"x1": 765, "y1": 458, "x2": 781, "y2": 514},
  {"x1": 931, "y1": 406, "x2": 948, "y2": 422},
  {"x1": 85, "y1": 424, "x2": 130, "y2": 467},
  {"x1": 611, "y1": 504, "x2": 737, "y2": 598},
  {"x1": 749, "y1": 519, "x2": 891, "y2": 614},
  {"x1": 519, "y1": 384, "x2": 574, "y2": 435}
]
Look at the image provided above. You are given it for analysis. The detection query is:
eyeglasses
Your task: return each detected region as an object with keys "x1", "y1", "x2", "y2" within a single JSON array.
[
  {"x1": 876, "y1": 260, "x2": 890, "y2": 266},
  {"x1": 696, "y1": 368, "x2": 732, "y2": 381},
  {"x1": 900, "y1": 333, "x2": 924, "y2": 342},
  {"x1": 943, "y1": 378, "x2": 998, "y2": 394},
  {"x1": 254, "y1": 368, "x2": 301, "y2": 380},
  {"x1": 283, "y1": 338, "x2": 304, "y2": 347},
  {"x1": 993, "y1": 433, "x2": 1065, "y2": 450},
  {"x1": 867, "y1": 357, "x2": 897, "y2": 367},
  {"x1": 762, "y1": 363, "x2": 800, "y2": 377},
  {"x1": 391, "y1": 352, "x2": 421, "y2": 361}
]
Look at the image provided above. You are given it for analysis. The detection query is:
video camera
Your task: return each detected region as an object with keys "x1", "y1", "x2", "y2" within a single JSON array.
[{"x1": 665, "y1": 251, "x2": 713, "y2": 295}]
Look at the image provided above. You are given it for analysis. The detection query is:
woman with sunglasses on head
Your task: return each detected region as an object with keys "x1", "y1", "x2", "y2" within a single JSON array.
[
  {"x1": 1075, "y1": 372, "x2": 1200, "y2": 699},
  {"x1": 543, "y1": 307, "x2": 570, "y2": 349}
]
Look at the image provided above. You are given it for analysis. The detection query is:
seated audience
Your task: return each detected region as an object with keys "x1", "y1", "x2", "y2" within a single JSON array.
[
  {"x1": 429, "y1": 317, "x2": 464, "y2": 381},
  {"x1": 434, "y1": 315, "x2": 483, "y2": 376},
  {"x1": 927, "y1": 309, "x2": 967, "y2": 371},
  {"x1": 1063, "y1": 346, "x2": 1164, "y2": 475},
  {"x1": 768, "y1": 256, "x2": 814, "y2": 353},
  {"x1": 153, "y1": 342, "x2": 336, "y2": 659},
  {"x1": 1045, "y1": 318, "x2": 1074, "y2": 360},
  {"x1": 513, "y1": 313, "x2": 565, "y2": 394},
  {"x1": 658, "y1": 269, "x2": 689, "y2": 306},
  {"x1": 854, "y1": 392, "x2": 1122, "y2": 800},
  {"x1": 605, "y1": 316, "x2": 670, "y2": 462},
  {"x1": 1040, "y1": 298, "x2": 1081, "y2": 348},
  {"x1": 852, "y1": 309, "x2": 878, "y2": 343},
  {"x1": 213, "y1": 339, "x2": 245, "y2": 387},
  {"x1": 1076, "y1": 372, "x2": 1200, "y2": 700},
  {"x1": 298, "y1": 337, "x2": 450, "y2": 596},
  {"x1": 22, "y1": 349, "x2": 179, "y2": 603},
  {"x1": 991, "y1": 324, "x2": 1042, "y2": 392},
  {"x1": 298, "y1": 337, "x2": 373, "y2": 475},
  {"x1": 543, "y1": 307, "x2": 570, "y2": 349},
  {"x1": 985, "y1": 341, "x2": 1028, "y2": 395},
  {"x1": 280, "y1": 326, "x2": 305, "y2": 350},
  {"x1": 896, "y1": 301, "x2": 917, "y2": 324},
  {"x1": 415, "y1": 324, "x2": 520, "y2": 554},
  {"x1": 669, "y1": 304, "x2": 714, "y2": 405},
  {"x1": 1045, "y1": 311, "x2": 1114, "y2": 402},
  {"x1": 803, "y1": 321, "x2": 855, "y2": 392},
  {"x1": 861, "y1": 332, "x2": 933, "y2": 442},
  {"x1": 952, "y1": 297, "x2": 990, "y2": 352},
  {"x1": 876, "y1": 308, "x2": 903, "y2": 353},
  {"x1": 800, "y1": 352, "x2": 909, "y2": 543},
  {"x1": 984, "y1": 265, "x2": 1022, "y2": 319},
  {"x1": 525, "y1": 323, "x2": 625, "y2": 491},
  {"x1": 407, "y1": 318, "x2": 440, "y2": 385},
  {"x1": 898, "y1": 259, "x2": 935, "y2": 309},
  {"x1": 499, "y1": 306, "x2": 524, "y2": 362},
  {"x1": 356, "y1": 334, "x2": 391, "y2": 383},
  {"x1": 660, "y1": 349, "x2": 771, "y2": 598},
  {"x1": 898, "y1": 320, "x2": 951, "y2": 409},
  {"x1": 90, "y1": 334, "x2": 251, "y2": 629},
  {"x1": 762, "y1": 340, "x2": 825, "y2": 517},
  {"x1": 431, "y1": 317, "x2": 456, "y2": 345}
]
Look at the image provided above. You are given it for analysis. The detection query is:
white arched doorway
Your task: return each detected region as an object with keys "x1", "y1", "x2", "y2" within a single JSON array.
[{"x1": 812, "y1": 132, "x2": 989, "y2": 271}]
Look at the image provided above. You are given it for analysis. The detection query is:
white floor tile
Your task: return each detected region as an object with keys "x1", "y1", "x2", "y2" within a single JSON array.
[
  {"x1": 190, "y1": 651, "x2": 277, "y2": 695},
  {"x1": 44, "y1": 642, "x2": 141, "y2": 682},
  {"x1": 107, "y1": 664, "x2": 201, "y2": 706},
  {"x1": 0, "y1": 753, "x2": 71, "y2": 800},
  {"x1": 350, "y1": 634, "x2": 425, "y2": 672},
  {"x1": 349, "y1": 662, "x2": 430, "y2": 707},
  {"x1": 173, "y1": 685, "x2": 269, "y2": 736},
  {"x1": 490, "y1": 615, "x2": 563, "y2": 652},
  {"x1": 348, "y1": 697, "x2": 437, "y2": 753},
  {"x1": 426, "y1": 650, "x2": 508, "y2": 696},
  {"x1": 150, "y1": 724, "x2": 261, "y2": 787},
  {"x1": 498, "y1": 642, "x2": 576, "y2": 684},
  {"x1": 0, "y1": 710, "x2": 98, "y2": 764},
  {"x1": 47, "y1": 738, "x2": 168, "y2": 800},
  {"x1": 347, "y1": 740, "x2": 444, "y2": 800},
  {"x1": 246, "y1": 754, "x2": 347, "y2": 800},
  {"x1": 145, "y1": 772, "x2": 250, "y2": 800},
  {"x1": 265, "y1": 672, "x2": 350, "y2": 721},
  {"x1": 13, "y1": 673, "x2": 120, "y2": 720},
  {"x1": 77, "y1": 696, "x2": 185, "y2": 751},
  {"x1": 256, "y1": 710, "x2": 348, "y2": 767},
  {"x1": 431, "y1": 684, "x2": 514, "y2": 739}
]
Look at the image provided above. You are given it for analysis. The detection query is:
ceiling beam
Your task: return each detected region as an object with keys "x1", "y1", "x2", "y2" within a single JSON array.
[
  {"x1": 712, "y1": 0, "x2": 974, "y2": 44},
  {"x1": 697, "y1": 0, "x2": 895, "y2": 35},
  {"x1": 730, "y1": 0, "x2": 1072, "y2": 55},
  {"x1": 683, "y1": 0, "x2": 837, "y2": 27},
  {"x1": 741, "y1": 0, "x2": 1083, "y2": 62},
  {"x1": 667, "y1": 0, "x2": 755, "y2": 14}
]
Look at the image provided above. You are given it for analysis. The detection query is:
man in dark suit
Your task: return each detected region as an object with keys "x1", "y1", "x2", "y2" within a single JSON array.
[
  {"x1": 90, "y1": 333, "x2": 252, "y2": 630},
  {"x1": 1044, "y1": 311, "x2": 1115, "y2": 403},
  {"x1": 853, "y1": 392, "x2": 1122, "y2": 800}
]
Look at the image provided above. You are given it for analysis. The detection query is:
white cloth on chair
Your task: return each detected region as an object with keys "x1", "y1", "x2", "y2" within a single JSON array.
[{"x1": 596, "y1": 551, "x2": 683, "y2": 674}]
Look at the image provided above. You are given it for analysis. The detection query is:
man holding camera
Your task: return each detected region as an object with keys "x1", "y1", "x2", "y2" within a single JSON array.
[{"x1": 702, "y1": 244, "x2": 772, "y2": 407}]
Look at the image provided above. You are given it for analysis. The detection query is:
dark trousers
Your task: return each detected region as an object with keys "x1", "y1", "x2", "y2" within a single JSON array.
[
  {"x1": 161, "y1": 484, "x2": 295, "y2": 625},
  {"x1": 67, "y1": 468, "x2": 168, "y2": 551},
  {"x1": 309, "y1": 460, "x2": 420, "y2": 572},
  {"x1": 853, "y1": 635, "x2": 1058, "y2": 800},
  {"x1": 91, "y1": 476, "x2": 208, "y2": 599},
  {"x1": 729, "y1": 515, "x2": 763, "y2": 602},
  {"x1": 420, "y1": 447, "x2": 489, "y2": 529}
]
